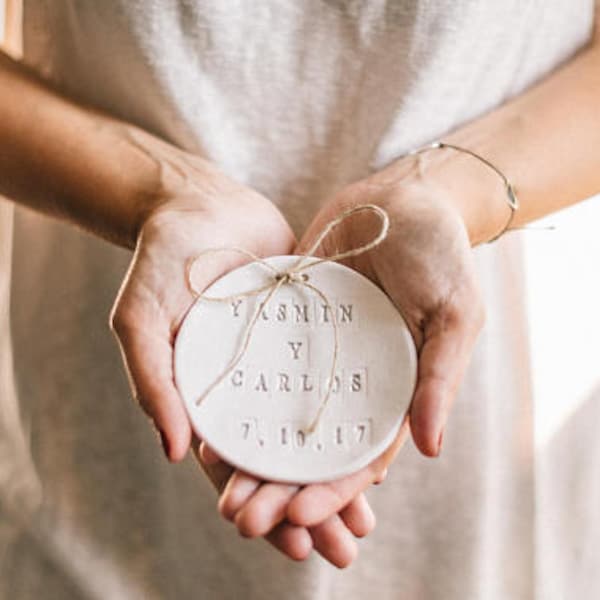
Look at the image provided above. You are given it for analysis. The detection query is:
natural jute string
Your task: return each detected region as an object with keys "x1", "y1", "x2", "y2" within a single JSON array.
[{"x1": 186, "y1": 204, "x2": 390, "y2": 435}]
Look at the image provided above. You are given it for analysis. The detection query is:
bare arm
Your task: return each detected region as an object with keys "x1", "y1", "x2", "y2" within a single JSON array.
[
  {"x1": 371, "y1": 19, "x2": 600, "y2": 245},
  {"x1": 0, "y1": 49, "x2": 179, "y2": 247}
]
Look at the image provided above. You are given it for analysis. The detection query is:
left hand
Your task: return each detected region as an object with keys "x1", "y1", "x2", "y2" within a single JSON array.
[{"x1": 211, "y1": 154, "x2": 488, "y2": 555}]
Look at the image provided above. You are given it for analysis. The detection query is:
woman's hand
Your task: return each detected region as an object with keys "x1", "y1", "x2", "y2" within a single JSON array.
[
  {"x1": 109, "y1": 151, "x2": 296, "y2": 459},
  {"x1": 297, "y1": 172, "x2": 486, "y2": 457},
  {"x1": 108, "y1": 143, "x2": 374, "y2": 566},
  {"x1": 216, "y1": 154, "x2": 489, "y2": 545}
]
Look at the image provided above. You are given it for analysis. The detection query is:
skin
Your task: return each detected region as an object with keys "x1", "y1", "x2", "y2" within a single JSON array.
[
  {"x1": 200, "y1": 172, "x2": 484, "y2": 556},
  {"x1": 2, "y1": 11, "x2": 600, "y2": 568}
]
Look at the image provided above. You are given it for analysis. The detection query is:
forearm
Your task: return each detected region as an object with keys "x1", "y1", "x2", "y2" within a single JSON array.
[
  {"x1": 0, "y1": 50, "x2": 171, "y2": 248},
  {"x1": 374, "y1": 28, "x2": 600, "y2": 245},
  {"x1": 448, "y1": 31, "x2": 600, "y2": 244}
]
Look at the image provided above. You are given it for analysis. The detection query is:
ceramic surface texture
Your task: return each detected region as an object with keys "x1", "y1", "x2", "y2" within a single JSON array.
[{"x1": 174, "y1": 255, "x2": 417, "y2": 483}]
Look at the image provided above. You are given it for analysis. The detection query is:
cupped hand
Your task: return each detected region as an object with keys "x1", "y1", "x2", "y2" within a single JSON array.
[
  {"x1": 110, "y1": 153, "x2": 296, "y2": 459},
  {"x1": 108, "y1": 148, "x2": 370, "y2": 566},
  {"x1": 298, "y1": 173, "x2": 486, "y2": 453},
  {"x1": 217, "y1": 157, "x2": 486, "y2": 547}
]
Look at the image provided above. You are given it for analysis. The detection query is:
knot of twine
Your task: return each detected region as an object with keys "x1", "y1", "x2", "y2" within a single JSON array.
[{"x1": 186, "y1": 204, "x2": 390, "y2": 435}]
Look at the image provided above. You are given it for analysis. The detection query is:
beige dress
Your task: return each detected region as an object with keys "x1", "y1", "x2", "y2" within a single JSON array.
[{"x1": 1, "y1": 1, "x2": 598, "y2": 598}]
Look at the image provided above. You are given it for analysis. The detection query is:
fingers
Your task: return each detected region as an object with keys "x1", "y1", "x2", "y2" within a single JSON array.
[
  {"x1": 199, "y1": 440, "x2": 222, "y2": 466},
  {"x1": 223, "y1": 474, "x2": 376, "y2": 540},
  {"x1": 193, "y1": 444, "x2": 314, "y2": 563},
  {"x1": 259, "y1": 497, "x2": 372, "y2": 567},
  {"x1": 233, "y1": 483, "x2": 299, "y2": 538},
  {"x1": 217, "y1": 470, "x2": 355, "y2": 566},
  {"x1": 219, "y1": 468, "x2": 376, "y2": 562},
  {"x1": 287, "y1": 419, "x2": 409, "y2": 527},
  {"x1": 339, "y1": 493, "x2": 376, "y2": 538},
  {"x1": 214, "y1": 466, "x2": 374, "y2": 567},
  {"x1": 111, "y1": 315, "x2": 191, "y2": 462},
  {"x1": 287, "y1": 471, "x2": 373, "y2": 527},
  {"x1": 265, "y1": 522, "x2": 313, "y2": 562},
  {"x1": 267, "y1": 502, "x2": 371, "y2": 567},
  {"x1": 373, "y1": 467, "x2": 388, "y2": 485},
  {"x1": 410, "y1": 300, "x2": 484, "y2": 457},
  {"x1": 309, "y1": 500, "x2": 376, "y2": 567},
  {"x1": 309, "y1": 514, "x2": 359, "y2": 568},
  {"x1": 218, "y1": 471, "x2": 262, "y2": 521},
  {"x1": 195, "y1": 436, "x2": 376, "y2": 569},
  {"x1": 191, "y1": 435, "x2": 234, "y2": 493},
  {"x1": 219, "y1": 473, "x2": 357, "y2": 566}
]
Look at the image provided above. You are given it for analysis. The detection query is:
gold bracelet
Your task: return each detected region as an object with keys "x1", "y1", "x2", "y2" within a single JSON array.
[{"x1": 407, "y1": 141, "x2": 519, "y2": 243}]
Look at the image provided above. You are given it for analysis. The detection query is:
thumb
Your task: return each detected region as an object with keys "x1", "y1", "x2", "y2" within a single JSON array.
[
  {"x1": 409, "y1": 302, "x2": 483, "y2": 457},
  {"x1": 110, "y1": 312, "x2": 192, "y2": 462}
]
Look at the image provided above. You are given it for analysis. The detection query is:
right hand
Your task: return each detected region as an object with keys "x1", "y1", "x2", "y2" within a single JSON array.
[{"x1": 110, "y1": 149, "x2": 296, "y2": 461}]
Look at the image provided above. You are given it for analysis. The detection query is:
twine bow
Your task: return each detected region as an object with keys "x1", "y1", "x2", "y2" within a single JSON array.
[{"x1": 186, "y1": 204, "x2": 390, "y2": 435}]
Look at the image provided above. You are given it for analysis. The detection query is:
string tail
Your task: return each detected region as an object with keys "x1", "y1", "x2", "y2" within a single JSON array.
[
  {"x1": 186, "y1": 246, "x2": 278, "y2": 297},
  {"x1": 195, "y1": 279, "x2": 285, "y2": 406},
  {"x1": 295, "y1": 203, "x2": 390, "y2": 271},
  {"x1": 304, "y1": 392, "x2": 329, "y2": 436}
]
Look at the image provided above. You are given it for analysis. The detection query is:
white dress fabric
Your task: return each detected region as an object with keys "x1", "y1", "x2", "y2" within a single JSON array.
[{"x1": 0, "y1": 1, "x2": 598, "y2": 598}]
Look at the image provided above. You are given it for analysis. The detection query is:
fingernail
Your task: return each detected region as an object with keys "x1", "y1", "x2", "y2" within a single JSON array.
[
  {"x1": 159, "y1": 429, "x2": 171, "y2": 459},
  {"x1": 436, "y1": 429, "x2": 444, "y2": 456},
  {"x1": 373, "y1": 467, "x2": 388, "y2": 485}
]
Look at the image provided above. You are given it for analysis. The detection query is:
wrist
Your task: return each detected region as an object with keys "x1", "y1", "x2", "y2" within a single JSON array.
[
  {"x1": 368, "y1": 142, "x2": 512, "y2": 246},
  {"x1": 98, "y1": 122, "x2": 187, "y2": 248},
  {"x1": 0, "y1": 51, "x2": 204, "y2": 250},
  {"x1": 418, "y1": 146, "x2": 511, "y2": 245},
  {"x1": 0, "y1": 54, "x2": 171, "y2": 249},
  {"x1": 102, "y1": 122, "x2": 223, "y2": 248}
]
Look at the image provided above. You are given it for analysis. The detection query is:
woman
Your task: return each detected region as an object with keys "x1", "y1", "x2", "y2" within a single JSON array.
[{"x1": 1, "y1": 1, "x2": 599, "y2": 598}]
